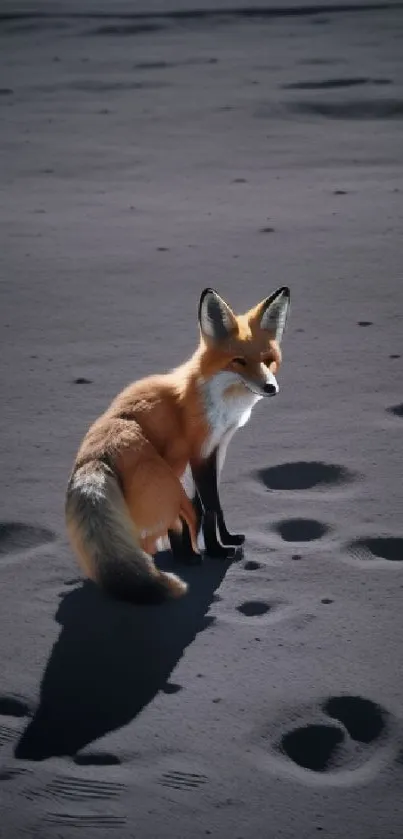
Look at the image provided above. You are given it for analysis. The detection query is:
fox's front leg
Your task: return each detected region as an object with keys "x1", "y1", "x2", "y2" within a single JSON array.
[
  {"x1": 168, "y1": 516, "x2": 202, "y2": 565},
  {"x1": 191, "y1": 450, "x2": 245, "y2": 559},
  {"x1": 167, "y1": 495, "x2": 203, "y2": 566}
]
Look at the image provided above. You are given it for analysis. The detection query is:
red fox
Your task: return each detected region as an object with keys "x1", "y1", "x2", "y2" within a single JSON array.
[{"x1": 65, "y1": 286, "x2": 290, "y2": 604}]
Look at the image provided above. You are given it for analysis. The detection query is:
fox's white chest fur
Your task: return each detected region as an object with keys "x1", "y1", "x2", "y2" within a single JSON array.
[
  {"x1": 180, "y1": 371, "x2": 260, "y2": 496},
  {"x1": 200, "y1": 372, "x2": 262, "y2": 458}
]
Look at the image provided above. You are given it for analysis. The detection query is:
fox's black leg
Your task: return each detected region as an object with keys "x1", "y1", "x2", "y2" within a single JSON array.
[
  {"x1": 193, "y1": 491, "x2": 204, "y2": 536},
  {"x1": 168, "y1": 515, "x2": 202, "y2": 565},
  {"x1": 216, "y1": 510, "x2": 245, "y2": 548},
  {"x1": 191, "y1": 450, "x2": 244, "y2": 558},
  {"x1": 201, "y1": 511, "x2": 237, "y2": 559}
]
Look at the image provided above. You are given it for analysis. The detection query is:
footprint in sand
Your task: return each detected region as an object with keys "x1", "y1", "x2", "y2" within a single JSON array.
[
  {"x1": 0, "y1": 522, "x2": 55, "y2": 558},
  {"x1": 245, "y1": 516, "x2": 331, "y2": 557},
  {"x1": 249, "y1": 695, "x2": 398, "y2": 786},
  {"x1": 323, "y1": 696, "x2": 386, "y2": 744},
  {"x1": 345, "y1": 536, "x2": 403, "y2": 568},
  {"x1": 272, "y1": 518, "x2": 330, "y2": 543},
  {"x1": 280, "y1": 724, "x2": 344, "y2": 772},
  {"x1": 254, "y1": 461, "x2": 356, "y2": 492},
  {"x1": 387, "y1": 403, "x2": 403, "y2": 418},
  {"x1": 243, "y1": 560, "x2": 262, "y2": 571},
  {"x1": 215, "y1": 591, "x2": 303, "y2": 627},
  {"x1": 237, "y1": 600, "x2": 274, "y2": 617}
]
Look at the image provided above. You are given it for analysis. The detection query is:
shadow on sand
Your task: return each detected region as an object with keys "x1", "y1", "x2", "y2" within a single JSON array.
[{"x1": 15, "y1": 552, "x2": 232, "y2": 761}]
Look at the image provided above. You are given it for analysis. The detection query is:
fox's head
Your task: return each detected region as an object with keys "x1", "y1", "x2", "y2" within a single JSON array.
[{"x1": 197, "y1": 286, "x2": 290, "y2": 398}]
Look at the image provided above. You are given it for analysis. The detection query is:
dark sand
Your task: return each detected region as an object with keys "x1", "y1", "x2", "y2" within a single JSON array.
[{"x1": 1, "y1": 3, "x2": 403, "y2": 836}]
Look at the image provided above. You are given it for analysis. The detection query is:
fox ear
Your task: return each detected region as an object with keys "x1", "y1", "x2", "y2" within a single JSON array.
[
  {"x1": 198, "y1": 288, "x2": 237, "y2": 343},
  {"x1": 256, "y1": 286, "x2": 290, "y2": 344}
]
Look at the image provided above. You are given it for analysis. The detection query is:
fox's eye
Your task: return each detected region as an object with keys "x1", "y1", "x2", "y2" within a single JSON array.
[{"x1": 232, "y1": 357, "x2": 247, "y2": 366}]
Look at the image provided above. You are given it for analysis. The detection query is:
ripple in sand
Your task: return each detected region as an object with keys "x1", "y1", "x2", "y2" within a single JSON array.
[{"x1": 288, "y1": 98, "x2": 403, "y2": 120}]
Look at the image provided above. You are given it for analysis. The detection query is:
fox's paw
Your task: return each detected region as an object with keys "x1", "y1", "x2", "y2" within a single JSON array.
[
  {"x1": 168, "y1": 525, "x2": 203, "y2": 565},
  {"x1": 203, "y1": 512, "x2": 238, "y2": 560},
  {"x1": 218, "y1": 523, "x2": 245, "y2": 548},
  {"x1": 216, "y1": 511, "x2": 245, "y2": 548}
]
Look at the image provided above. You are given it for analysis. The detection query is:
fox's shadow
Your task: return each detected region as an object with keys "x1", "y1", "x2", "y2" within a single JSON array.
[{"x1": 15, "y1": 553, "x2": 232, "y2": 760}]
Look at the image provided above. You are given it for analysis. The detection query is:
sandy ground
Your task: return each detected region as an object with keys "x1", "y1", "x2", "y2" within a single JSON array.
[{"x1": 1, "y1": 3, "x2": 403, "y2": 837}]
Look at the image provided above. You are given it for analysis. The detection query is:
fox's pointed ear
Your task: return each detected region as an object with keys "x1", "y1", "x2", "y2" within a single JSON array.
[
  {"x1": 256, "y1": 286, "x2": 290, "y2": 344},
  {"x1": 198, "y1": 288, "x2": 238, "y2": 343}
]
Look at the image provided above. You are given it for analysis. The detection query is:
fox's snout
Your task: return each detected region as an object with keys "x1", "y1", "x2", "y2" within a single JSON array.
[
  {"x1": 261, "y1": 365, "x2": 279, "y2": 396},
  {"x1": 244, "y1": 363, "x2": 279, "y2": 397},
  {"x1": 263, "y1": 381, "x2": 278, "y2": 396},
  {"x1": 238, "y1": 365, "x2": 279, "y2": 397}
]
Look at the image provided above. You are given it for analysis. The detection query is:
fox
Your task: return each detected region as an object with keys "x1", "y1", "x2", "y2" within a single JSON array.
[{"x1": 65, "y1": 285, "x2": 290, "y2": 605}]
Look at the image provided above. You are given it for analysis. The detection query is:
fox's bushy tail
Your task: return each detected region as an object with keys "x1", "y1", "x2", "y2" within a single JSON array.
[{"x1": 65, "y1": 461, "x2": 187, "y2": 604}]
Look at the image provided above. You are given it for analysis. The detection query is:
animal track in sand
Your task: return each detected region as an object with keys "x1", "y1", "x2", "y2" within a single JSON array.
[
  {"x1": 251, "y1": 694, "x2": 395, "y2": 786},
  {"x1": 273, "y1": 518, "x2": 329, "y2": 542},
  {"x1": 323, "y1": 696, "x2": 386, "y2": 744},
  {"x1": 256, "y1": 461, "x2": 355, "y2": 491},
  {"x1": 233, "y1": 598, "x2": 295, "y2": 626},
  {"x1": 162, "y1": 682, "x2": 182, "y2": 694},
  {"x1": 281, "y1": 724, "x2": 344, "y2": 772},
  {"x1": 387, "y1": 403, "x2": 403, "y2": 418},
  {"x1": 215, "y1": 592, "x2": 294, "y2": 627},
  {"x1": 237, "y1": 600, "x2": 272, "y2": 617},
  {"x1": 243, "y1": 560, "x2": 261, "y2": 570},
  {"x1": 0, "y1": 522, "x2": 55, "y2": 557},
  {"x1": 347, "y1": 537, "x2": 403, "y2": 565}
]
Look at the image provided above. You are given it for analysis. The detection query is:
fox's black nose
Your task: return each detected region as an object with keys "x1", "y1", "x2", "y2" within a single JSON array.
[{"x1": 263, "y1": 383, "x2": 277, "y2": 396}]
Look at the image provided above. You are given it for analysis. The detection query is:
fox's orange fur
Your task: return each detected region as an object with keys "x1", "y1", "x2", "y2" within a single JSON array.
[{"x1": 65, "y1": 286, "x2": 290, "y2": 604}]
